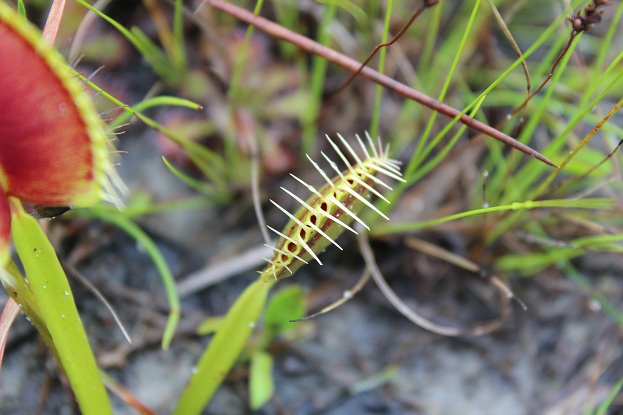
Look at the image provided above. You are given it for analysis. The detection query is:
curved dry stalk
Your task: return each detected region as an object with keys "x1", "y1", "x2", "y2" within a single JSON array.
[
  {"x1": 250, "y1": 131, "x2": 271, "y2": 245},
  {"x1": 205, "y1": 0, "x2": 557, "y2": 168},
  {"x1": 358, "y1": 232, "x2": 509, "y2": 336},
  {"x1": 291, "y1": 269, "x2": 371, "y2": 322},
  {"x1": 405, "y1": 235, "x2": 526, "y2": 308},
  {"x1": 176, "y1": 244, "x2": 271, "y2": 297},
  {"x1": 65, "y1": 264, "x2": 132, "y2": 344},
  {"x1": 404, "y1": 236, "x2": 526, "y2": 310}
]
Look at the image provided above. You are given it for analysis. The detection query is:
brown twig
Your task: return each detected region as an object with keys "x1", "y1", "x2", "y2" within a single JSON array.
[
  {"x1": 358, "y1": 231, "x2": 508, "y2": 336},
  {"x1": 205, "y1": 0, "x2": 557, "y2": 168},
  {"x1": 291, "y1": 269, "x2": 371, "y2": 322},
  {"x1": 508, "y1": 32, "x2": 580, "y2": 119},
  {"x1": 485, "y1": 0, "x2": 612, "y2": 133},
  {"x1": 329, "y1": 0, "x2": 438, "y2": 102}
]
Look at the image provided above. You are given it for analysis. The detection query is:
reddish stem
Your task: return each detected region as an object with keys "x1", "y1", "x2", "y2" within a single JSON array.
[{"x1": 42, "y1": 0, "x2": 66, "y2": 45}]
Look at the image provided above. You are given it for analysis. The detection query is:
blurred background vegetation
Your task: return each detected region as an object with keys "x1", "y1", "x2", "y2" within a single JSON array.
[{"x1": 2, "y1": 0, "x2": 623, "y2": 413}]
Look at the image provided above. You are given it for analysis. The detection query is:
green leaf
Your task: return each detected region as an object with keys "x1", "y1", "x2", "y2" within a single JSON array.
[
  {"x1": 1, "y1": 261, "x2": 52, "y2": 348},
  {"x1": 373, "y1": 198, "x2": 616, "y2": 236},
  {"x1": 173, "y1": 278, "x2": 275, "y2": 415},
  {"x1": 315, "y1": 0, "x2": 367, "y2": 24},
  {"x1": 264, "y1": 285, "x2": 305, "y2": 334},
  {"x1": 10, "y1": 203, "x2": 112, "y2": 415},
  {"x1": 109, "y1": 96, "x2": 203, "y2": 129},
  {"x1": 196, "y1": 316, "x2": 225, "y2": 335},
  {"x1": 593, "y1": 374, "x2": 623, "y2": 415},
  {"x1": 74, "y1": 0, "x2": 183, "y2": 84},
  {"x1": 249, "y1": 350, "x2": 274, "y2": 410},
  {"x1": 162, "y1": 156, "x2": 215, "y2": 196},
  {"x1": 16, "y1": 0, "x2": 25, "y2": 17}
]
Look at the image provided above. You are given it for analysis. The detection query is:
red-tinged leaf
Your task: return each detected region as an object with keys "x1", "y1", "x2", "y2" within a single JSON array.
[
  {"x1": 0, "y1": 192, "x2": 9, "y2": 266},
  {"x1": 0, "y1": 3, "x2": 114, "y2": 207},
  {"x1": 0, "y1": 298, "x2": 21, "y2": 374}
]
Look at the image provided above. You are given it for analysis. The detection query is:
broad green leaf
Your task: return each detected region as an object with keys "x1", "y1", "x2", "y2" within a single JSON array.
[
  {"x1": 173, "y1": 278, "x2": 275, "y2": 415},
  {"x1": 264, "y1": 285, "x2": 305, "y2": 334},
  {"x1": 10, "y1": 201, "x2": 112, "y2": 415}
]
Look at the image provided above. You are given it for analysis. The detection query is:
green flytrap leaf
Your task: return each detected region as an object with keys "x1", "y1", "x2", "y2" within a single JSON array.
[
  {"x1": 173, "y1": 278, "x2": 275, "y2": 415},
  {"x1": 162, "y1": 156, "x2": 217, "y2": 196},
  {"x1": 496, "y1": 233, "x2": 623, "y2": 275},
  {"x1": 315, "y1": 0, "x2": 367, "y2": 24},
  {"x1": 195, "y1": 315, "x2": 225, "y2": 335},
  {"x1": 9, "y1": 203, "x2": 112, "y2": 414},
  {"x1": 109, "y1": 96, "x2": 204, "y2": 128},
  {"x1": 372, "y1": 198, "x2": 616, "y2": 236}
]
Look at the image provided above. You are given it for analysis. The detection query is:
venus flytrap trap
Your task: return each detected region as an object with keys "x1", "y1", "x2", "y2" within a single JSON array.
[
  {"x1": 0, "y1": 2, "x2": 125, "y2": 414},
  {"x1": 261, "y1": 133, "x2": 404, "y2": 281},
  {"x1": 174, "y1": 133, "x2": 403, "y2": 414}
]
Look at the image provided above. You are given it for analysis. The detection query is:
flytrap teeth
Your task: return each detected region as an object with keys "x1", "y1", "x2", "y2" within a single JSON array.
[{"x1": 260, "y1": 133, "x2": 403, "y2": 281}]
